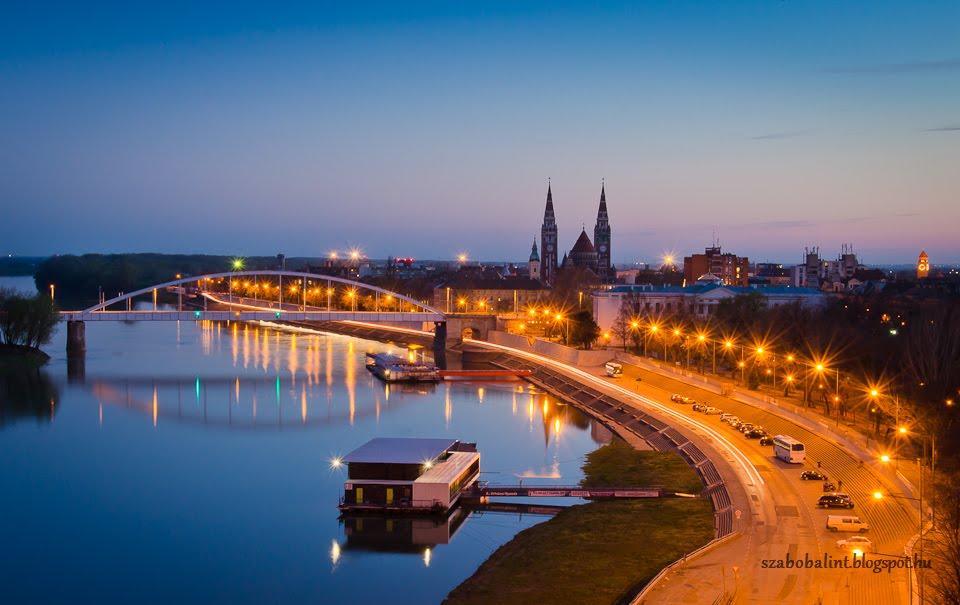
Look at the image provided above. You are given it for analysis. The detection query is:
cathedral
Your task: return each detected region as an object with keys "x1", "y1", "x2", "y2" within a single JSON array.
[{"x1": 533, "y1": 182, "x2": 612, "y2": 283}]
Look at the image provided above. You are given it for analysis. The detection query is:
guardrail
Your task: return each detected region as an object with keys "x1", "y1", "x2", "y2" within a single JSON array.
[{"x1": 630, "y1": 530, "x2": 742, "y2": 604}]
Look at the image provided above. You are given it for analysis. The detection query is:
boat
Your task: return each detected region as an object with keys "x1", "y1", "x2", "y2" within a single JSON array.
[
  {"x1": 365, "y1": 352, "x2": 440, "y2": 383},
  {"x1": 338, "y1": 437, "x2": 481, "y2": 513}
]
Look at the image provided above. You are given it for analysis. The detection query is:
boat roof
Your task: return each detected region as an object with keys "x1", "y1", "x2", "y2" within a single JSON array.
[
  {"x1": 415, "y1": 451, "x2": 480, "y2": 485},
  {"x1": 342, "y1": 437, "x2": 458, "y2": 465}
]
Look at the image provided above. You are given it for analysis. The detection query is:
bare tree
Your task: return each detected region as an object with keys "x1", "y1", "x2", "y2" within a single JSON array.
[
  {"x1": 928, "y1": 470, "x2": 960, "y2": 605},
  {"x1": 611, "y1": 299, "x2": 632, "y2": 351}
]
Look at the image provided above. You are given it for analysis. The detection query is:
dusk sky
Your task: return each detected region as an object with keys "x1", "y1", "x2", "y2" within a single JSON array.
[{"x1": 2, "y1": 1, "x2": 958, "y2": 265}]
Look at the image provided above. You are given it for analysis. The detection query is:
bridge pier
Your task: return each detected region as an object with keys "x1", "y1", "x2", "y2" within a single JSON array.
[
  {"x1": 433, "y1": 321, "x2": 447, "y2": 370},
  {"x1": 66, "y1": 320, "x2": 86, "y2": 356}
]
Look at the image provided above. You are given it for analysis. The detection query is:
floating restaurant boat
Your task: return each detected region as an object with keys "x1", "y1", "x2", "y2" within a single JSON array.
[
  {"x1": 365, "y1": 352, "x2": 441, "y2": 383},
  {"x1": 338, "y1": 437, "x2": 481, "y2": 513}
]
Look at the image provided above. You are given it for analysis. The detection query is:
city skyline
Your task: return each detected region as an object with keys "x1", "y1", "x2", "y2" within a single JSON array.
[{"x1": 2, "y1": 1, "x2": 958, "y2": 263}]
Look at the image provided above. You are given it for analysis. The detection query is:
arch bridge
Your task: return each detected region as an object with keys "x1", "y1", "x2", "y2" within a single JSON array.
[{"x1": 60, "y1": 270, "x2": 448, "y2": 354}]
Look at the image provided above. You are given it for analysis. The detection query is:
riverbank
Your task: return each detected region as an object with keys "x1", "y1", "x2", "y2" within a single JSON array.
[
  {"x1": 443, "y1": 441, "x2": 713, "y2": 605},
  {"x1": 0, "y1": 344, "x2": 50, "y2": 370}
]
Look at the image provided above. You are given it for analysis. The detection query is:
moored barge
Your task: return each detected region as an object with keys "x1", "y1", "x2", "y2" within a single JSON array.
[
  {"x1": 365, "y1": 352, "x2": 441, "y2": 383},
  {"x1": 339, "y1": 438, "x2": 480, "y2": 513}
]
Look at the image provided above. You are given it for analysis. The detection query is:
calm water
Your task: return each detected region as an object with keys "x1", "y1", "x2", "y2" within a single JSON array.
[{"x1": 0, "y1": 276, "x2": 609, "y2": 604}]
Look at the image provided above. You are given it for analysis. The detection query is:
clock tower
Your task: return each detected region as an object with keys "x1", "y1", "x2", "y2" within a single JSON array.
[
  {"x1": 917, "y1": 250, "x2": 929, "y2": 279},
  {"x1": 540, "y1": 182, "x2": 558, "y2": 284},
  {"x1": 594, "y1": 183, "x2": 611, "y2": 279}
]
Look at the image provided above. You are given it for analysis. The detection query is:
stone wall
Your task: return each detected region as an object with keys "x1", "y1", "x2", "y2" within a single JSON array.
[{"x1": 487, "y1": 331, "x2": 613, "y2": 367}]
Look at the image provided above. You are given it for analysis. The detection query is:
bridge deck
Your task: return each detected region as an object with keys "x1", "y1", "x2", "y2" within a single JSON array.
[{"x1": 60, "y1": 311, "x2": 444, "y2": 322}]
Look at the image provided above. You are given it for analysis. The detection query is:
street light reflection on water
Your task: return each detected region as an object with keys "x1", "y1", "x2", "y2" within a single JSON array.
[{"x1": 15, "y1": 306, "x2": 613, "y2": 605}]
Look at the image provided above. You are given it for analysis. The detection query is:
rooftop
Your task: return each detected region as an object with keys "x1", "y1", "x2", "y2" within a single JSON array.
[
  {"x1": 342, "y1": 437, "x2": 458, "y2": 465},
  {"x1": 599, "y1": 284, "x2": 822, "y2": 296},
  {"x1": 415, "y1": 451, "x2": 480, "y2": 484}
]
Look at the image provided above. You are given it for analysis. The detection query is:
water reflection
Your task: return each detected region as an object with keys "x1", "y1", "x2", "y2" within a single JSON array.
[
  {"x1": 0, "y1": 369, "x2": 60, "y2": 428},
  {"x1": 341, "y1": 508, "x2": 471, "y2": 554},
  {"x1": 77, "y1": 374, "x2": 591, "y2": 435}
]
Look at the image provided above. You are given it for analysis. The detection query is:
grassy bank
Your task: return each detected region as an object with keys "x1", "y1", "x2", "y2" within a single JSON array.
[{"x1": 443, "y1": 440, "x2": 714, "y2": 605}]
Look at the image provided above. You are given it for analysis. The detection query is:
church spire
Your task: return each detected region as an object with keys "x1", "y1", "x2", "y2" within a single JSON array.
[
  {"x1": 540, "y1": 180, "x2": 558, "y2": 284},
  {"x1": 594, "y1": 180, "x2": 611, "y2": 280}
]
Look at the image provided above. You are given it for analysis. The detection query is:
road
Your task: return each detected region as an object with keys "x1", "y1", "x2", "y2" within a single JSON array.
[{"x1": 466, "y1": 339, "x2": 915, "y2": 604}]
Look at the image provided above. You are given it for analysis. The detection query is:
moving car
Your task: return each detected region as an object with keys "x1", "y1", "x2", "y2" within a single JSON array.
[
  {"x1": 818, "y1": 493, "x2": 855, "y2": 509},
  {"x1": 836, "y1": 535, "x2": 874, "y2": 553},
  {"x1": 800, "y1": 470, "x2": 827, "y2": 481},
  {"x1": 826, "y1": 515, "x2": 870, "y2": 533}
]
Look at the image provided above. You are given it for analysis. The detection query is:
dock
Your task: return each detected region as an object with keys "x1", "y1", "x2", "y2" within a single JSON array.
[{"x1": 465, "y1": 484, "x2": 666, "y2": 499}]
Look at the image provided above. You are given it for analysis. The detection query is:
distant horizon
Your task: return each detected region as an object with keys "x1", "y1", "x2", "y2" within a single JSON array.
[{"x1": 7, "y1": 248, "x2": 960, "y2": 269}]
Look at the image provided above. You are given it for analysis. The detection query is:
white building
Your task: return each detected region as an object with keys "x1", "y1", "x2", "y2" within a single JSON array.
[{"x1": 592, "y1": 282, "x2": 824, "y2": 333}]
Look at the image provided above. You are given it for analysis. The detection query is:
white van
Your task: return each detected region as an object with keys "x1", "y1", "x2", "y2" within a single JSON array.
[{"x1": 826, "y1": 515, "x2": 870, "y2": 533}]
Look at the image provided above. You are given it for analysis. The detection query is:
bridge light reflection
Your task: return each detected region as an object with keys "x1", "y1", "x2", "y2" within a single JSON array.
[{"x1": 423, "y1": 547, "x2": 432, "y2": 567}]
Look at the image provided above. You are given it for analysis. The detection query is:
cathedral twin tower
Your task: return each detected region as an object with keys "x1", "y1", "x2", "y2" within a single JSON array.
[{"x1": 537, "y1": 182, "x2": 612, "y2": 284}]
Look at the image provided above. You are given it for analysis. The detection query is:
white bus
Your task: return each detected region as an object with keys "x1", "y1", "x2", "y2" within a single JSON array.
[
  {"x1": 605, "y1": 362, "x2": 623, "y2": 378},
  {"x1": 773, "y1": 435, "x2": 806, "y2": 463}
]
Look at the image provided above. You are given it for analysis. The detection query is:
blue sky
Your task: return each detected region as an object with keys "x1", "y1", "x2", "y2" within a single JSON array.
[{"x1": 1, "y1": 1, "x2": 958, "y2": 265}]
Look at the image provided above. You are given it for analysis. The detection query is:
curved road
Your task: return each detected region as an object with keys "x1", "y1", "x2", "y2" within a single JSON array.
[{"x1": 467, "y1": 339, "x2": 916, "y2": 604}]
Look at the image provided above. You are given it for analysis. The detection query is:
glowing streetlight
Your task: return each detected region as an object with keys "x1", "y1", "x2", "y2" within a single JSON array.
[
  {"x1": 873, "y1": 491, "x2": 883, "y2": 500},
  {"x1": 231, "y1": 258, "x2": 245, "y2": 270},
  {"x1": 881, "y1": 454, "x2": 890, "y2": 462}
]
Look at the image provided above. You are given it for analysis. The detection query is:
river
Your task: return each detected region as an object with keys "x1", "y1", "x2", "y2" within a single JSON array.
[{"x1": 0, "y1": 276, "x2": 610, "y2": 604}]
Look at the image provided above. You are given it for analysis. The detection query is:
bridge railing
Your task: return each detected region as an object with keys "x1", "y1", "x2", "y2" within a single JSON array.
[{"x1": 63, "y1": 270, "x2": 446, "y2": 318}]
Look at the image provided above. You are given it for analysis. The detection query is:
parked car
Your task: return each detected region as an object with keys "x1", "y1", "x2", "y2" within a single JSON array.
[
  {"x1": 836, "y1": 535, "x2": 874, "y2": 553},
  {"x1": 744, "y1": 428, "x2": 767, "y2": 438},
  {"x1": 818, "y1": 493, "x2": 855, "y2": 509},
  {"x1": 670, "y1": 394, "x2": 682, "y2": 402},
  {"x1": 822, "y1": 481, "x2": 838, "y2": 492},
  {"x1": 692, "y1": 403, "x2": 706, "y2": 412},
  {"x1": 759, "y1": 435, "x2": 775, "y2": 446},
  {"x1": 679, "y1": 396, "x2": 696, "y2": 404},
  {"x1": 704, "y1": 406, "x2": 723, "y2": 415},
  {"x1": 730, "y1": 420, "x2": 744, "y2": 430},
  {"x1": 719, "y1": 413, "x2": 738, "y2": 424},
  {"x1": 827, "y1": 515, "x2": 870, "y2": 533},
  {"x1": 738, "y1": 423, "x2": 755, "y2": 433},
  {"x1": 801, "y1": 470, "x2": 827, "y2": 481}
]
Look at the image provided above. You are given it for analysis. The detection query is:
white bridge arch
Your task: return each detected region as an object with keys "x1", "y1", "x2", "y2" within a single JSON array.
[{"x1": 61, "y1": 270, "x2": 446, "y2": 322}]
